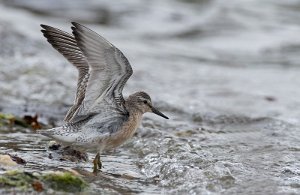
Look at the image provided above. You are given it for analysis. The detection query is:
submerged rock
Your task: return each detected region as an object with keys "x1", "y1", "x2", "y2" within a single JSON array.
[
  {"x1": 8, "y1": 154, "x2": 26, "y2": 165},
  {"x1": 47, "y1": 141, "x2": 89, "y2": 162}
]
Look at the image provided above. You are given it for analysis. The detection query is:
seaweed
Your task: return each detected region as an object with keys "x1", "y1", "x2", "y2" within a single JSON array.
[{"x1": 0, "y1": 170, "x2": 88, "y2": 193}]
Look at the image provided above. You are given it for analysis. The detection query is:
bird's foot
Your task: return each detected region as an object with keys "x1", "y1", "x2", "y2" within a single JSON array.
[
  {"x1": 97, "y1": 158, "x2": 102, "y2": 170},
  {"x1": 93, "y1": 153, "x2": 102, "y2": 175},
  {"x1": 93, "y1": 165, "x2": 99, "y2": 175}
]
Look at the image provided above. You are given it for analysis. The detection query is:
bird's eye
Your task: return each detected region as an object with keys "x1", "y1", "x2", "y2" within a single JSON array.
[{"x1": 143, "y1": 100, "x2": 147, "y2": 104}]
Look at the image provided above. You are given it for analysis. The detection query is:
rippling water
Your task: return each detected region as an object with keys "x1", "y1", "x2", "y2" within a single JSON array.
[{"x1": 0, "y1": 0, "x2": 300, "y2": 194}]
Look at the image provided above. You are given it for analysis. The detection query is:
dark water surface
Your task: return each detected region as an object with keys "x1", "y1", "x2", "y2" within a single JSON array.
[{"x1": 0, "y1": 0, "x2": 300, "y2": 194}]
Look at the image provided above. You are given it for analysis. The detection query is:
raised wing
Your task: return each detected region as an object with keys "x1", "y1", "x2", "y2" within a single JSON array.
[
  {"x1": 71, "y1": 22, "x2": 133, "y2": 116},
  {"x1": 41, "y1": 24, "x2": 90, "y2": 122},
  {"x1": 41, "y1": 23, "x2": 133, "y2": 123}
]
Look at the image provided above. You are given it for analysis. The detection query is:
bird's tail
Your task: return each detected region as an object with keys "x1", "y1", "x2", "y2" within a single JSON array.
[
  {"x1": 37, "y1": 127, "x2": 78, "y2": 143},
  {"x1": 36, "y1": 127, "x2": 59, "y2": 136}
]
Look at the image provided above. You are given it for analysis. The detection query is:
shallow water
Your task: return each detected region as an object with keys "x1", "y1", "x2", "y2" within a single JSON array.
[{"x1": 0, "y1": 0, "x2": 300, "y2": 194}]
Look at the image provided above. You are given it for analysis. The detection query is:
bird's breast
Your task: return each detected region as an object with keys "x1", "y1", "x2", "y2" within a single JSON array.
[{"x1": 104, "y1": 114, "x2": 142, "y2": 150}]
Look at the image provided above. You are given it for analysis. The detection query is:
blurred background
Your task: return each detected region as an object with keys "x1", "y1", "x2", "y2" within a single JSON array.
[{"x1": 0, "y1": 0, "x2": 299, "y2": 194}]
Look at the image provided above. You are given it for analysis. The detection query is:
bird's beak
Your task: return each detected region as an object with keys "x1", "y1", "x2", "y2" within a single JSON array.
[{"x1": 151, "y1": 106, "x2": 169, "y2": 119}]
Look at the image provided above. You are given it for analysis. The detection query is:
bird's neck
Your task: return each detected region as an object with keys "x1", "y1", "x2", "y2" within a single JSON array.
[
  {"x1": 125, "y1": 100, "x2": 144, "y2": 117},
  {"x1": 124, "y1": 101, "x2": 143, "y2": 130}
]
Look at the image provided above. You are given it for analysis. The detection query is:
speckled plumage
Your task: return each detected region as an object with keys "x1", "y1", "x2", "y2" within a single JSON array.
[{"x1": 38, "y1": 23, "x2": 168, "y2": 174}]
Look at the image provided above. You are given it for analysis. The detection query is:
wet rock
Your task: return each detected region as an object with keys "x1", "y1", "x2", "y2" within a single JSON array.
[
  {"x1": 59, "y1": 147, "x2": 88, "y2": 162},
  {"x1": 8, "y1": 154, "x2": 26, "y2": 165},
  {"x1": 0, "y1": 170, "x2": 40, "y2": 191},
  {"x1": 48, "y1": 140, "x2": 61, "y2": 150},
  {"x1": 47, "y1": 141, "x2": 88, "y2": 162},
  {"x1": 42, "y1": 171, "x2": 88, "y2": 193},
  {"x1": 0, "y1": 155, "x2": 17, "y2": 167},
  {"x1": 0, "y1": 170, "x2": 88, "y2": 193}
]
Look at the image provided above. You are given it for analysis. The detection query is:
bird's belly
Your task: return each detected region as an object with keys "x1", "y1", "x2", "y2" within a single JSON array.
[{"x1": 104, "y1": 127, "x2": 137, "y2": 150}]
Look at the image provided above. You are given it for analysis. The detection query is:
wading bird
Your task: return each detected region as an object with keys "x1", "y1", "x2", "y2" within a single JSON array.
[{"x1": 38, "y1": 22, "x2": 169, "y2": 174}]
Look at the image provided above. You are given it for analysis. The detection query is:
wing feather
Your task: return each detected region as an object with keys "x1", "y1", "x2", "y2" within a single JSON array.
[
  {"x1": 41, "y1": 24, "x2": 89, "y2": 122},
  {"x1": 41, "y1": 23, "x2": 133, "y2": 123},
  {"x1": 71, "y1": 22, "x2": 132, "y2": 115}
]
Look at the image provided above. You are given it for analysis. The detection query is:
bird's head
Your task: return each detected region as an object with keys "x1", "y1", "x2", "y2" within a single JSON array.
[{"x1": 128, "y1": 91, "x2": 169, "y2": 119}]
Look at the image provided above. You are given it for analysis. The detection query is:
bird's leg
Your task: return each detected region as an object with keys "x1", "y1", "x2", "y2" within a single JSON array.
[
  {"x1": 97, "y1": 154, "x2": 102, "y2": 169},
  {"x1": 93, "y1": 153, "x2": 100, "y2": 174}
]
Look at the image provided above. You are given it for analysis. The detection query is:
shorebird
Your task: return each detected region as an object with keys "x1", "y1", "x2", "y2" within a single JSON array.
[{"x1": 38, "y1": 22, "x2": 169, "y2": 174}]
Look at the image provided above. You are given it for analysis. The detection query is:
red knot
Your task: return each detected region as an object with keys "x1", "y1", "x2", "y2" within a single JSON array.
[{"x1": 38, "y1": 22, "x2": 169, "y2": 174}]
